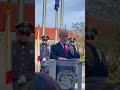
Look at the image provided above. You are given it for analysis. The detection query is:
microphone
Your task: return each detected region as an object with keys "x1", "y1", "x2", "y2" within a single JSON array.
[{"x1": 66, "y1": 41, "x2": 74, "y2": 54}]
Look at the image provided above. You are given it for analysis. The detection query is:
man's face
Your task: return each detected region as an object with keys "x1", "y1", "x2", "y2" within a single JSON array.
[
  {"x1": 85, "y1": 33, "x2": 95, "y2": 44},
  {"x1": 69, "y1": 40, "x2": 75, "y2": 44},
  {"x1": 18, "y1": 31, "x2": 30, "y2": 43},
  {"x1": 59, "y1": 32, "x2": 68, "y2": 43},
  {"x1": 42, "y1": 39, "x2": 48, "y2": 44},
  {"x1": 85, "y1": 38, "x2": 93, "y2": 44}
]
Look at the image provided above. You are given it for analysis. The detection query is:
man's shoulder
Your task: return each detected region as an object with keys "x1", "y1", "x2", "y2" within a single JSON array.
[
  {"x1": 40, "y1": 43, "x2": 44, "y2": 47},
  {"x1": 26, "y1": 42, "x2": 34, "y2": 46},
  {"x1": 70, "y1": 44, "x2": 75, "y2": 47},
  {"x1": 40, "y1": 43, "x2": 51, "y2": 47},
  {"x1": 51, "y1": 42, "x2": 61, "y2": 50},
  {"x1": 11, "y1": 41, "x2": 19, "y2": 47},
  {"x1": 52, "y1": 42, "x2": 60, "y2": 46},
  {"x1": 56, "y1": 42, "x2": 61, "y2": 45}
]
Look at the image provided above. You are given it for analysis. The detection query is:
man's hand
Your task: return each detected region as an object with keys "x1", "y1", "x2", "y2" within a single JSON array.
[
  {"x1": 58, "y1": 57, "x2": 67, "y2": 60},
  {"x1": 68, "y1": 45, "x2": 74, "y2": 54},
  {"x1": 17, "y1": 75, "x2": 26, "y2": 84},
  {"x1": 42, "y1": 58, "x2": 47, "y2": 61}
]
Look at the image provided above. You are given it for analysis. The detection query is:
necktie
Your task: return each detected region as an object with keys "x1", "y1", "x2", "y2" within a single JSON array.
[{"x1": 63, "y1": 44, "x2": 67, "y2": 58}]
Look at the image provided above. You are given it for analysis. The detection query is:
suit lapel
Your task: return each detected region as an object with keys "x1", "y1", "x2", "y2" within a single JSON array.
[
  {"x1": 58, "y1": 42, "x2": 68, "y2": 58},
  {"x1": 58, "y1": 42, "x2": 64, "y2": 51}
]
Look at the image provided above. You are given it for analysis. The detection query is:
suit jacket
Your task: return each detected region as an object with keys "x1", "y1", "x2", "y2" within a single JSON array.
[{"x1": 50, "y1": 42, "x2": 80, "y2": 60}]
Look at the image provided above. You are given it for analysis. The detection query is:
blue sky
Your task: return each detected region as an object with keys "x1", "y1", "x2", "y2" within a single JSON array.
[{"x1": 35, "y1": 0, "x2": 85, "y2": 30}]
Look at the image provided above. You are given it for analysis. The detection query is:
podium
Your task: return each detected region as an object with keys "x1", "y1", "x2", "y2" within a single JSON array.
[{"x1": 44, "y1": 59, "x2": 83, "y2": 90}]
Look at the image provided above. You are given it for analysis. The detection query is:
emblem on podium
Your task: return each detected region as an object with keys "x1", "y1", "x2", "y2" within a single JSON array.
[{"x1": 56, "y1": 66, "x2": 77, "y2": 89}]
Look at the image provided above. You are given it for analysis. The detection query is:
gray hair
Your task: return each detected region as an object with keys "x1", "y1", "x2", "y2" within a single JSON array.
[{"x1": 58, "y1": 29, "x2": 69, "y2": 36}]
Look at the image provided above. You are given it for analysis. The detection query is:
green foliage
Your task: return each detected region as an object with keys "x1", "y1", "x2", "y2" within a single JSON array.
[{"x1": 71, "y1": 22, "x2": 85, "y2": 36}]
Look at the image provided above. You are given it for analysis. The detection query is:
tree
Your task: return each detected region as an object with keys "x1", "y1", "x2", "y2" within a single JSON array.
[
  {"x1": 70, "y1": 22, "x2": 85, "y2": 61},
  {"x1": 87, "y1": 0, "x2": 120, "y2": 80},
  {"x1": 71, "y1": 22, "x2": 85, "y2": 36}
]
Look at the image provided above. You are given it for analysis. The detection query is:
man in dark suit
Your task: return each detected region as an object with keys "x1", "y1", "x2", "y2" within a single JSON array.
[{"x1": 50, "y1": 30, "x2": 80, "y2": 60}]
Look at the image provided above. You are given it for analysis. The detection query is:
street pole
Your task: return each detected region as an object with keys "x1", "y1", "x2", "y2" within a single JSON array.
[
  {"x1": 60, "y1": 0, "x2": 64, "y2": 29},
  {"x1": 42, "y1": 0, "x2": 47, "y2": 36},
  {"x1": 16, "y1": 0, "x2": 24, "y2": 23},
  {"x1": 55, "y1": 11, "x2": 58, "y2": 43}
]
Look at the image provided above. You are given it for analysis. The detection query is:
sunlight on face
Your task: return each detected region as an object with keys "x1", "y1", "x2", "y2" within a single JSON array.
[{"x1": 59, "y1": 31, "x2": 68, "y2": 43}]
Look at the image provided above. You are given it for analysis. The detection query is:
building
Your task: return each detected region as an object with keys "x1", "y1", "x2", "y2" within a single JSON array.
[{"x1": 0, "y1": 1, "x2": 34, "y2": 32}]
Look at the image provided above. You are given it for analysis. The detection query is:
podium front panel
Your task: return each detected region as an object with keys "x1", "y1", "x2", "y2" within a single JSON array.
[
  {"x1": 44, "y1": 59, "x2": 83, "y2": 90},
  {"x1": 56, "y1": 60, "x2": 78, "y2": 90}
]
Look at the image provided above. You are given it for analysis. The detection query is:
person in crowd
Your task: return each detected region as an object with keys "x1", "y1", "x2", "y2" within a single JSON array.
[
  {"x1": 68, "y1": 37, "x2": 80, "y2": 53},
  {"x1": 85, "y1": 26, "x2": 109, "y2": 81},
  {"x1": 40, "y1": 35, "x2": 51, "y2": 73},
  {"x1": 40, "y1": 35, "x2": 50, "y2": 61},
  {"x1": 68, "y1": 37, "x2": 76, "y2": 44},
  {"x1": 12, "y1": 22, "x2": 35, "y2": 90}
]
